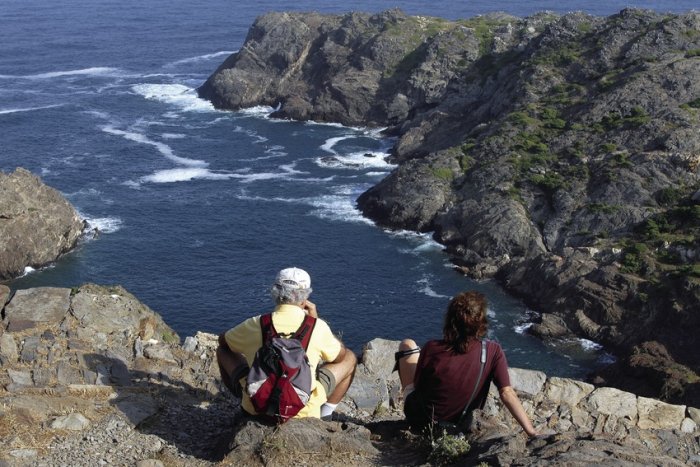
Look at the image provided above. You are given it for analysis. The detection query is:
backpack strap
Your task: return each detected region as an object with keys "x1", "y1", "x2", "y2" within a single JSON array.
[
  {"x1": 260, "y1": 313, "x2": 316, "y2": 350},
  {"x1": 259, "y1": 313, "x2": 278, "y2": 344},
  {"x1": 293, "y1": 314, "x2": 317, "y2": 351}
]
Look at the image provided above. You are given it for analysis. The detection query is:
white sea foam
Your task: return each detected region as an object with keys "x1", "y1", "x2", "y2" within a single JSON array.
[
  {"x1": 321, "y1": 135, "x2": 354, "y2": 154},
  {"x1": 578, "y1": 338, "x2": 603, "y2": 351},
  {"x1": 0, "y1": 104, "x2": 63, "y2": 115},
  {"x1": 131, "y1": 83, "x2": 215, "y2": 113},
  {"x1": 141, "y1": 168, "x2": 233, "y2": 184},
  {"x1": 232, "y1": 125, "x2": 269, "y2": 144},
  {"x1": 82, "y1": 110, "x2": 111, "y2": 120},
  {"x1": 304, "y1": 120, "x2": 365, "y2": 131},
  {"x1": 386, "y1": 229, "x2": 442, "y2": 252},
  {"x1": 161, "y1": 133, "x2": 186, "y2": 139},
  {"x1": 229, "y1": 172, "x2": 295, "y2": 183},
  {"x1": 166, "y1": 50, "x2": 237, "y2": 67},
  {"x1": 308, "y1": 193, "x2": 374, "y2": 225},
  {"x1": 316, "y1": 133, "x2": 394, "y2": 170},
  {"x1": 279, "y1": 163, "x2": 307, "y2": 175},
  {"x1": 0, "y1": 67, "x2": 130, "y2": 80},
  {"x1": 513, "y1": 322, "x2": 533, "y2": 334},
  {"x1": 237, "y1": 105, "x2": 275, "y2": 118},
  {"x1": 21, "y1": 266, "x2": 36, "y2": 277},
  {"x1": 237, "y1": 183, "x2": 370, "y2": 223},
  {"x1": 101, "y1": 124, "x2": 207, "y2": 167},
  {"x1": 122, "y1": 180, "x2": 142, "y2": 189},
  {"x1": 85, "y1": 216, "x2": 123, "y2": 234},
  {"x1": 417, "y1": 277, "x2": 449, "y2": 298},
  {"x1": 65, "y1": 187, "x2": 102, "y2": 199}
]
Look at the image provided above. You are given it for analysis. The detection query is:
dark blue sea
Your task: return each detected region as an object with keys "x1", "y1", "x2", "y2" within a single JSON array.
[{"x1": 1, "y1": 0, "x2": 696, "y2": 377}]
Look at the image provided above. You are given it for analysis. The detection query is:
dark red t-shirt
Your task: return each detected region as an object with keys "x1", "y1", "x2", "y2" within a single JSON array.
[{"x1": 404, "y1": 339, "x2": 511, "y2": 425}]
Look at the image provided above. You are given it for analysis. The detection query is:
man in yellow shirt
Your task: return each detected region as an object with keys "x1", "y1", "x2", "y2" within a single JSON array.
[{"x1": 217, "y1": 267, "x2": 357, "y2": 419}]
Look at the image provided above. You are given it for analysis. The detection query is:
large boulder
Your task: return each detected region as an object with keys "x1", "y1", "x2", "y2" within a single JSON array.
[{"x1": 0, "y1": 168, "x2": 85, "y2": 280}]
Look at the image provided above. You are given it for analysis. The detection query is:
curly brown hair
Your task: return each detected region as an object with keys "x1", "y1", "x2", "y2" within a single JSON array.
[{"x1": 442, "y1": 291, "x2": 488, "y2": 353}]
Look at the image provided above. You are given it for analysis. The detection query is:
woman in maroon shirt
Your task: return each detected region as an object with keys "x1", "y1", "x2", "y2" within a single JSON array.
[{"x1": 397, "y1": 291, "x2": 538, "y2": 436}]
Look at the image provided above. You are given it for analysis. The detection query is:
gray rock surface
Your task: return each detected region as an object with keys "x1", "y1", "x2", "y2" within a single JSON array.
[
  {"x1": 0, "y1": 168, "x2": 85, "y2": 280},
  {"x1": 1, "y1": 289, "x2": 698, "y2": 466}
]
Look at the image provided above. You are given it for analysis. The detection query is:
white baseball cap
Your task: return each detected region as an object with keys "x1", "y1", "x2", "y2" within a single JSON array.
[{"x1": 274, "y1": 267, "x2": 311, "y2": 290}]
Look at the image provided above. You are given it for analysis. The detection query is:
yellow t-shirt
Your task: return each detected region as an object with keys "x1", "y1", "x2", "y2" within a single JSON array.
[{"x1": 224, "y1": 304, "x2": 342, "y2": 418}]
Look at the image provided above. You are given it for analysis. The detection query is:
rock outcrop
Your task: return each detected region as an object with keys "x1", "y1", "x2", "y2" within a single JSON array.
[
  {"x1": 0, "y1": 168, "x2": 85, "y2": 281},
  {"x1": 1, "y1": 286, "x2": 698, "y2": 465},
  {"x1": 199, "y1": 8, "x2": 700, "y2": 405}
]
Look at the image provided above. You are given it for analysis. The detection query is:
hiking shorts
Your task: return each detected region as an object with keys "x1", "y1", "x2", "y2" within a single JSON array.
[{"x1": 317, "y1": 366, "x2": 336, "y2": 398}]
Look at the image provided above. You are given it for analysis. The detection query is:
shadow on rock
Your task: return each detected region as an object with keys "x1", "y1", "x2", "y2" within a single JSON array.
[{"x1": 82, "y1": 353, "x2": 242, "y2": 462}]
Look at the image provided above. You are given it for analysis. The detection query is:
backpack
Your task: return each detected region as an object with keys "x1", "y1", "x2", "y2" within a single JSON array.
[{"x1": 246, "y1": 313, "x2": 317, "y2": 423}]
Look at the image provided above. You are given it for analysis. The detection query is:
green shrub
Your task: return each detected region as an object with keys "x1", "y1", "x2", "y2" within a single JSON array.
[
  {"x1": 685, "y1": 49, "x2": 700, "y2": 58},
  {"x1": 626, "y1": 106, "x2": 651, "y2": 126},
  {"x1": 621, "y1": 243, "x2": 649, "y2": 275},
  {"x1": 432, "y1": 167, "x2": 455, "y2": 181},
  {"x1": 428, "y1": 430, "x2": 471, "y2": 465},
  {"x1": 655, "y1": 187, "x2": 684, "y2": 206},
  {"x1": 530, "y1": 172, "x2": 566, "y2": 193},
  {"x1": 162, "y1": 330, "x2": 179, "y2": 344},
  {"x1": 587, "y1": 203, "x2": 620, "y2": 214},
  {"x1": 681, "y1": 97, "x2": 700, "y2": 110},
  {"x1": 601, "y1": 142, "x2": 617, "y2": 152},
  {"x1": 508, "y1": 111, "x2": 539, "y2": 127},
  {"x1": 611, "y1": 152, "x2": 632, "y2": 168}
]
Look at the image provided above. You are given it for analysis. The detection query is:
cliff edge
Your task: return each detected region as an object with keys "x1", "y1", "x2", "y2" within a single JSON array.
[
  {"x1": 198, "y1": 8, "x2": 700, "y2": 406},
  {"x1": 1, "y1": 285, "x2": 698, "y2": 465}
]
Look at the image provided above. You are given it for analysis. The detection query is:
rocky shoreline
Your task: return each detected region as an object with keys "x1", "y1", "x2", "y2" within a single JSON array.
[
  {"x1": 198, "y1": 8, "x2": 700, "y2": 406},
  {"x1": 1, "y1": 284, "x2": 699, "y2": 465},
  {"x1": 0, "y1": 168, "x2": 85, "y2": 281}
]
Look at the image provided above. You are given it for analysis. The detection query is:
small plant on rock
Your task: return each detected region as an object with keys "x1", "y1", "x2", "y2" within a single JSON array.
[{"x1": 428, "y1": 429, "x2": 471, "y2": 466}]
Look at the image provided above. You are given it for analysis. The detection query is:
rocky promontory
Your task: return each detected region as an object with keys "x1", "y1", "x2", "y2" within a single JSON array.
[
  {"x1": 0, "y1": 168, "x2": 85, "y2": 281},
  {"x1": 198, "y1": 9, "x2": 700, "y2": 406},
  {"x1": 1, "y1": 285, "x2": 699, "y2": 465}
]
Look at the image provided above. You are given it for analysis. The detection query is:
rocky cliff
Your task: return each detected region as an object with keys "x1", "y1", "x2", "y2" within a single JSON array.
[
  {"x1": 1, "y1": 285, "x2": 698, "y2": 465},
  {"x1": 0, "y1": 168, "x2": 85, "y2": 281},
  {"x1": 198, "y1": 8, "x2": 700, "y2": 406}
]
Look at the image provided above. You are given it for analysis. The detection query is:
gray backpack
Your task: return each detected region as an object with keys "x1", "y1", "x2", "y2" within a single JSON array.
[{"x1": 246, "y1": 313, "x2": 316, "y2": 423}]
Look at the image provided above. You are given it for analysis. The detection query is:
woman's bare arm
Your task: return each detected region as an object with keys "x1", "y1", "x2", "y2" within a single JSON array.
[{"x1": 499, "y1": 386, "x2": 538, "y2": 437}]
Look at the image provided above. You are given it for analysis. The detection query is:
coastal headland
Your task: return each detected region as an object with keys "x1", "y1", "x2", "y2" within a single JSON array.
[
  {"x1": 1, "y1": 6, "x2": 700, "y2": 465},
  {"x1": 198, "y1": 8, "x2": 700, "y2": 407}
]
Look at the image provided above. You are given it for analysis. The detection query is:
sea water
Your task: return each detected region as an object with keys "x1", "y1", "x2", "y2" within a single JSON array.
[{"x1": 1, "y1": 0, "x2": 695, "y2": 378}]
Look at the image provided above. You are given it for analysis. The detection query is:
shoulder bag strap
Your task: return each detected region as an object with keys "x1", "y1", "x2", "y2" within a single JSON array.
[{"x1": 456, "y1": 339, "x2": 488, "y2": 427}]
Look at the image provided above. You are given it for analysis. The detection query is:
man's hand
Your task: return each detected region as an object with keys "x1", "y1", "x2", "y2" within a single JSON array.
[{"x1": 301, "y1": 300, "x2": 318, "y2": 318}]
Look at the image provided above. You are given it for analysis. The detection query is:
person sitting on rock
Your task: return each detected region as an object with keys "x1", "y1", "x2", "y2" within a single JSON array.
[
  {"x1": 216, "y1": 267, "x2": 357, "y2": 420},
  {"x1": 396, "y1": 290, "x2": 538, "y2": 436}
]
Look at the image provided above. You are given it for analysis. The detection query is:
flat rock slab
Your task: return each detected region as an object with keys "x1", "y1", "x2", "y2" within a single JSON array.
[
  {"x1": 114, "y1": 395, "x2": 160, "y2": 427},
  {"x1": 71, "y1": 286, "x2": 150, "y2": 337},
  {"x1": 225, "y1": 417, "x2": 379, "y2": 466},
  {"x1": 4, "y1": 287, "x2": 71, "y2": 332}
]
